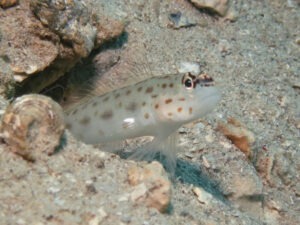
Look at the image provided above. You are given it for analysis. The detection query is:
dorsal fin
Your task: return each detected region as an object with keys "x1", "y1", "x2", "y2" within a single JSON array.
[{"x1": 62, "y1": 49, "x2": 169, "y2": 111}]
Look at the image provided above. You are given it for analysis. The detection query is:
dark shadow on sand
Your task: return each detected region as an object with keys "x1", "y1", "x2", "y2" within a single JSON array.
[
  {"x1": 175, "y1": 158, "x2": 227, "y2": 202},
  {"x1": 29, "y1": 32, "x2": 129, "y2": 101},
  {"x1": 119, "y1": 151, "x2": 227, "y2": 204}
]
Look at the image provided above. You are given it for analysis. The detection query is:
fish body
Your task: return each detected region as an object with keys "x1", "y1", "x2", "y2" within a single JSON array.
[{"x1": 65, "y1": 72, "x2": 221, "y2": 172}]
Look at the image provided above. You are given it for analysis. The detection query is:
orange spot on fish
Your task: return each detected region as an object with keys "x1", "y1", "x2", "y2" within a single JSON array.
[{"x1": 165, "y1": 98, "x2": 173, "y2": 104}]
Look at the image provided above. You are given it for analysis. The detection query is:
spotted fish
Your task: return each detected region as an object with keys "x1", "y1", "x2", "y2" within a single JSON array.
[{"x1": 65, "y1": 72, "x2": 221, "y2": 173}]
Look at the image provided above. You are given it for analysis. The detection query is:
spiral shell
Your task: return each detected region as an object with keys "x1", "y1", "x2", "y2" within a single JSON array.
[{"x1": 0, "y1": 94, "x2": 65, "y2": 161}]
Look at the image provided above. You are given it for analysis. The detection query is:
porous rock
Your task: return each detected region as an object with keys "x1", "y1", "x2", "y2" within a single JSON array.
[
  {"x1": 0, "y1": 0, "x2": 124, "y2": 96},
  {"x1": 0, "y1": 0, "x2": 18, "y2": 8},
  {"x1": 256, "y1": 146, "x2": 299, "y2": 188},
  {"x1": 201, "y1": 149, "x2": 263, "y2": 217},
  {"x1": 30, "y1": 0, "x2": 97, "y2": 58}
]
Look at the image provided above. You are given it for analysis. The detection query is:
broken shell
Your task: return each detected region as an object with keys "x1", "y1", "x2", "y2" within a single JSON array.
[
  {"x1": 0, "y1": 94, "x2": 65, "y2": 161},
  {"x1": 217, "y1": 117, "x2": 255, "y2": 158}
]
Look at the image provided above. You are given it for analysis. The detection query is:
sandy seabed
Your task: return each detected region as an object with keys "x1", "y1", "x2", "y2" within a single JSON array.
[{"x1": 0, "y1": 0, "x2": 299, "y2": 224}]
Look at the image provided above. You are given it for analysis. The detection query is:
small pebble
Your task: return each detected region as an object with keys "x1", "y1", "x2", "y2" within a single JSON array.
[
  {"x1": 47, "y1": 186, "x2": 61, "y2": 194},
  {"x1": 177, "y1": 61, "x2": 201, "y2": 75},
  {"x1": 190, "y1": 0, "x2": 237, "y2": 21},
  {"x1": 192, "y1": 186, "x2": 213, "y2": 204},
  {"x1": 201, "y1": 156, "x2": 211, "y2": 168},
  {"x1": 168, "y1": 11, "x2": 197, "y2": 29},
  {"x1": 88, "y1": 208, "x2": 108, "y2": 225},
  {"x1": 127, "y1": 161, "x2": 171, "y2": 212}
]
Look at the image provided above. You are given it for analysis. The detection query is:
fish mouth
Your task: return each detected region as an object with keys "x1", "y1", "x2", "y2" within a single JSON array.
[{"x1": 196, "y1": 74, "x2": 215, "y2": 87}]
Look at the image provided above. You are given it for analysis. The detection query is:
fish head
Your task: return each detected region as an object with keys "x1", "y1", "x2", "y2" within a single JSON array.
[{"x1": 155, "y1": 72, "x2": 221, "y2": 124}]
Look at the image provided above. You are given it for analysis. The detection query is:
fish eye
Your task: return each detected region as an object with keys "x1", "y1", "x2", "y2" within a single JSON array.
[
  {"x1": 182, "y1": 73, "x2": 194, "y2": 89},
  {"x1": 185, "y1": 78, "x2": 193, "y2": 88}
]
